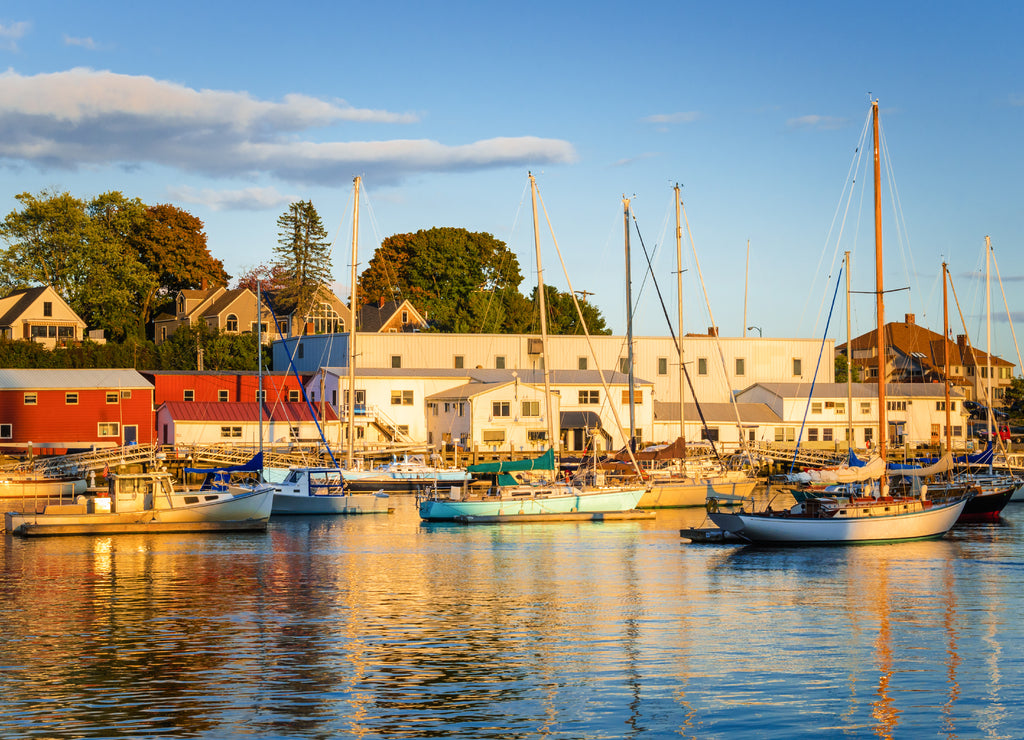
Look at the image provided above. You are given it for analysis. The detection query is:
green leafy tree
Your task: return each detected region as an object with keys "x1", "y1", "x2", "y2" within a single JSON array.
[
  {"x1": 527, "y1": 285, "x2": 611, "y2": 335},
  {"x1": 835, "y1": 353, "x2": 860, "y2": 383},
  {"x1": 129, "y1": 203, "x2": 229, "y2": 328},
  {"x1": 273, "y1": 200, "x2": 333, "y2": 317},
  {"x1": 359, "y1": 227, "x2": 532, "y2": 333}
]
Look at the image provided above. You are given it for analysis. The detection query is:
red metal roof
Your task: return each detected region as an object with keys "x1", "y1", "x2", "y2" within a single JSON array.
[{"x1": 161, "y1": 401, "x2": 337, "y2": 423}]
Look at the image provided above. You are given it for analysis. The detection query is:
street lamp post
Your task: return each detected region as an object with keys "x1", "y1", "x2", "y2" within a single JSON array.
[{"x1": 747, "y1": 326, "x2": 762, "y2": 337}]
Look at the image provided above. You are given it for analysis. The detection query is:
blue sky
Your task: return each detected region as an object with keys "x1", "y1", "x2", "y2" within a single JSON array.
[{"x1": 2, "y1": 1, "x2": 1022, "y2": 367}]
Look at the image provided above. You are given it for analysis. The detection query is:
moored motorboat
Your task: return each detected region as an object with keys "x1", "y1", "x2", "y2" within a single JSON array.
[
  {"x1": 4, "y1": 467, "x2": 274, "y2": 536},
  {"x1": 271, "y1": 466, "x2": 392, "y2": 514}
]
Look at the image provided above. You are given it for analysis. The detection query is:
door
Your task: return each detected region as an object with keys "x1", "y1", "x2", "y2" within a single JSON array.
[{"x1": 124, "y1": 425, "x2": 138, "y2": 446}]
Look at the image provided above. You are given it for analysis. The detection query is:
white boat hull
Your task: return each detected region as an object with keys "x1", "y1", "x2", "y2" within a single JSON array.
[
  {"x1": 419, "y1": 485, "x2": 645, "y2": 521},
  {"x1": 272, "y1": 491, "x2": 391, "y2": 515},
  {"x1": 709, "y1": 497, "x2": 969, "y2": 544},
  {"x1": 639, "y1": 478, "x2": 756, "y2": 508}
]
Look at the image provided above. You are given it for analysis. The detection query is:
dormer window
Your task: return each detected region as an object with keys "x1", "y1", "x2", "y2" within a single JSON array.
[{"x1": 226, "y1": 314, "x2": 238, "y2": 332}]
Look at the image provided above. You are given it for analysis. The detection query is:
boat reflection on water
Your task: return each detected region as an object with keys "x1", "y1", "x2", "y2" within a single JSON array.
[{"x1": 0, "y1": 497, "x2": 1020, "y2": 738}]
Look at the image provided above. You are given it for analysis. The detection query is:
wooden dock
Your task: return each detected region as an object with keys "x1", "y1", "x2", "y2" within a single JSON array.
[
  {"x1": 455, "y1": 510, "x2": 656, "y2": 524},
  {"x1": 8, "y1": 519, "x2": 268, "y2": 537}
]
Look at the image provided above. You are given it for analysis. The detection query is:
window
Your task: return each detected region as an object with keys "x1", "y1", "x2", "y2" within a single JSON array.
[
  {"x1": 391, "y1": 355, "x2": 402, "y2": 369},
  {"x1": 835, "y1": 402, "x2": 845, "y2": 414},
  {"x1": 43, "y1": 301, "x2": 52, "y2": 317},
  {"x1": 698, "y1": 358, "x2": 708, "y2": 376},
  {"x1": 288, "y1": 390, "x2": 300, "y2": 402},
  {"x1": 864, "y1": 428, "x2": 874, "y2": 444},
  {"x1": 860, "y1": 402, "x2": 872, "y2": 414},
  {"x1": 578, "y1": 357, "x2": 588, "y2": 370},
  {"x1": 621, "y1": 390, "x2": 643, "y2": 405},
  {"x1": 98, "y1": 422, "x2": 120, "y2": 437},
  {"x1": 495, "y1": 355, "x2": 506, "y2": 369},
  {"x1": 792, "y1": 358, "x2": 802, "y2": 376},
  {"x1": 811, "y1": 402, "x2": 822, "y2": 414},
  {"x1": 735, "y1": 358, "x2": 745, "y2": 376},
  {"x1": 278, "y1": 320, "x2": 289, "y2": 335},
  {"x1": 220, "y1": 426, "x2": 242, "y2": 438},
  {"x1": 401, "y1": 310, "x2": 409, "y2": 324},
  {"x1": 658, "y1": 357, "x2": 668, "y2": 375},
  {"x1": 391, "y1": 390, "x2": 414, "y2": 406},
  {"x1": 23, "y1": 393, "x2": 36, "y2": 406},
  {"x1": 454, "y1": 355, "x2": 464, "y2": 369},
  {"x1": 0, "y1": 424, "x2": 11, "y2": 439},
  {"x1": 579, "y1": 390, "x2": 599, "y2": 404},
  {"x1": 823, "y1": 427, "x2": 834, "y2": 442},
  {"x1": 428, "y1": 402, "x2": 438, "y2": 416},
  {"x1": 701, "y1": 427, "x2": 719, "y2": 442},
  {"x1": 256, "y1": 390, "x2": 266, "y2": 402},
  {"x1": 106, "y1": 392, "x2": 119, "y2": 404},
  {"x1": 57, "y1": 326, "x2": 74, "y2": 339},
  {"x1": 225, "y1": 314, "x2": 238, "y2": 332},
  {"x1": 121, "y1": 390, "x2": 131, "y2": 399},
  {"x1": 160, "y1": 327, "x2": 167, "y2": 341},
  {"x1": 183, "y1": 389, "x2": 195, "y2": 402},
  {"x1": 808, "y1": 427, "x2": 819, "y2": 442},
  {"x1": 289, "y1": 425, "x2": 300, "y2": 441},
  {"x1": 528, "y1": 431, "x2": 547, "y2": 442},
  {"x1": 218, "y1": 390, "x2": 229, "y2": 402},
  {"x1": 951, "y1": 401, "x2": 957, "y2": 411},
  {"x1": 483, "y1": 430, "x2": 506, "y2": 443},
  {"x1": 457, "y1": 403, "x2": 465, "y2": 417},
  {"x1": 297, "y1": 344, "x2": 304, "y2": 359},
  {"x1": 619, "y1": 357, "x2": 630, "y2": 374},
  {"x1": 887, "y1": 400, "x2": 907, "y2": 412},
  {"x1": 177, "y1": 295, "x2": 185, "y2": 315},
  {"x1": 521, "y1": 400, "x2": 540, "y2": 417},
  {"x1": 66, "y1": 392, "x2": 79, "y2": 405},
  {"x1": 952, "y1": 425, "x2": 963, "y2": 437},
  {"x1": 492, "y1": 401, "x2": 510, "y2": 417},
  {"x1": 309, "y1": 301, "x2": 342, "y2": 334}
]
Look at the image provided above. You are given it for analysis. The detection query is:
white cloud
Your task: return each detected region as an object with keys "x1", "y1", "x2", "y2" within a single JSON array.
[
  {"x1": 0, "y1": 68, "x2": 577, "y2": 185},
  {"x1": 167, "y1": 185, "x2": 296, "y2": 212},
  {"x1": 786, "y1": 114, "x2": 848, "y2": 131},
  {"x1": 0, "y1": 21, "x2": 29, "y2": 51},
  {"x1": 642, "y1": 112, "x2": 701, "y2": 125},
  {"x1": 63, "y1": 34, "x2": 98, "y2": 50}
]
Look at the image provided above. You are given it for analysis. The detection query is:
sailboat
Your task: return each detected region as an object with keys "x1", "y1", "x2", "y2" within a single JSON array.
[
  {"x1": 269, "y1": 176, "x2": 391, "y2": 515},
  {"x1": 418, "y1": 174, "x2": 646, "y2": 522},
  {"x1": 708, "y1": 99, "x2": 971, "y2": 544},
  {"x1": 637, "y1": 184, "x2": 757, "y2": 508}
]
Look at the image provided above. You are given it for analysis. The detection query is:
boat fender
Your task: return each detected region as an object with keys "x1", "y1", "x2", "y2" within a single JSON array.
[{"x1": 706, "y1": 497, "x2": 719, "y2": 513}]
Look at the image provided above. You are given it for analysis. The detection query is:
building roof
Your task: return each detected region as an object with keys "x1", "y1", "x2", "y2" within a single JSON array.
[
  {"x1": 358, "y1": 299, "x2": 425, "y2": 332},
  {"x1": 203, "y1": 288, "x2": 252, "y2": 317},
  {"x1": 745, "y1": 382, "x2": 966, "y2": 400},
  {"x1": 160, "y1": 401, "x2": 337, "y2": 423},
  {"x1": 0, "y1": 286, "x2": 47, "y2": 327},
  {"x1": 653, "y1": 401, "x2": 781, "y2": 424},
  {"x1": 0, "y1": 368, "x2": 152, "y2": 390}
]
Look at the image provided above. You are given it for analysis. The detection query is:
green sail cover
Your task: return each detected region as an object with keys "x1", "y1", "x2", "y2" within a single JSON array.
[{"x1": 467, "y1": 448, "x2": 555, "y2": 474}]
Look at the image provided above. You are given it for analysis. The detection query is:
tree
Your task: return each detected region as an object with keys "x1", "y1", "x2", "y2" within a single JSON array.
[
  {"x1": 129, "y1": 203, "x2": 229, "y2": 328},
  {"x1": 359, "y1": 227, "x2": 531, "y2": 333},
  {"x1": 273, "y1": 201, "x2": 333, "y2": 316},
  {"x1": 233, "y1": 263, "x2": 289, "y2": 296},
  {"x1": 527, "y1": 285, "x2": 611, "y2": 335},
  {"x1": 835, "y1": 353, "x2": 861, "y2": 383}
]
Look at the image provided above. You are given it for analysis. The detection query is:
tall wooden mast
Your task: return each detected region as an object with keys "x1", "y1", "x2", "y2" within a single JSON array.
[
  {"x1": 346, "y1": 176, "x2": 360, "y2": 468},
  {"x1": 529, "y1": 173, "x2": 556, "y2": 456},
  {"x1": 873, "y1": 99, "x2": 887, "y2": 460},
  {"x1": 943, "y1": 262, "x2": 951, "y2": 453},
  {"x1": 675, "y1": 185, "x2": 685, "y2": 446}
]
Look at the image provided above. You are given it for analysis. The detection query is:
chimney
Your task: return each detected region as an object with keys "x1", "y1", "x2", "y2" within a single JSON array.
[
  {"x1": 905, "y1": 313, "x2": 915, "y2": 325},
  {"x1": 708, "y1": 326, "x2": 718, "y2": 337},
  {"x1": 201, "y1": 277, "x2": 207, "y2": 291},
  {"x1": 957, "y1": 334, "x2": 968, "y2": 349}
]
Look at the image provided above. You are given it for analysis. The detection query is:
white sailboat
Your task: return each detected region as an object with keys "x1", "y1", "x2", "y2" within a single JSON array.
[
  {"x1": 708, "y1": 100, "x2": 971, "y2": 544},
  {"x1": 270, "y1": 176, "x2": 392, "y2": 515},
  {"x1": 419, "y1": 174, "x2": 646, "y2": 522}
]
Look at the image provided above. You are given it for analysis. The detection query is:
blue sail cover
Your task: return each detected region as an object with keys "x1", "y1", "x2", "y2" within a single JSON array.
[
  {"x1": 847, "y1": 443, "x2": 994, "y2": 470},
  {"x1": 185, "y1": 452, "x2": 264, "y2": 491}
]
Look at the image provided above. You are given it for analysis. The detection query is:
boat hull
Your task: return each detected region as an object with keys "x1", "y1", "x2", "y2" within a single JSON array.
[
  {"x1": 639, "y1": 478, "x2": 756, "y2": 508},
  {"x1": 958, "y1": 485, "x2": 1014, "y2": 522},
  {"x1": 708, "y1": 497, "x2": 969, "y2": 544},
  {"x1": 272, "y1": 491, "x2": 391, "y2": 515},
  {"x1": 419, "y1": 486, "x2": 645, "y2": 522}
]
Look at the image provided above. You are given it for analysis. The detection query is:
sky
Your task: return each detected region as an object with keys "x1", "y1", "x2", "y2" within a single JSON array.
[{"x1": 1, "y1": 1, "x2": 1023, "y2": 368}]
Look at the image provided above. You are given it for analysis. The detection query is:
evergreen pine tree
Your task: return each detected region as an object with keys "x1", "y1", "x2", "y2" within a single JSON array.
[{"x1": 272, "y1": 200, "x2": 333, "y2": 318}]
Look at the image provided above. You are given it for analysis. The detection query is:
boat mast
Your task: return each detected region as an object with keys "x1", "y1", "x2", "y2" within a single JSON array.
[
  {"x1": 624, "y1": 195, "x2": 636, "y2": 451},
  {"x1": 529, "y1": 173, "x2": 556, "y2": 457},
  {"x1": 346, "y1": 176, "x2": 360, "y2": 469},
  {"x1": 986, "y1": 234, "x2": 993, "y2": 472},
  {"x1": 845, "y1": 251, "x2": 853, "y2": 450},
  {"x1": 257, "y1": 280, "x2": 264, "y2": 459},
  {"x1": 943, "y1": 262, "x2": 951, "y2": 453},
  {"x1": 675, "y1": 185, "x2": 685, "y2": 448},
  {"x1": 872, "y1": 99, "x2": 887, "y2": 460}
]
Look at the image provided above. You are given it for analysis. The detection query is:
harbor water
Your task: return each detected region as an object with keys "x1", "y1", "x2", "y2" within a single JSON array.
[{"x1": 1, "y1": 496, "x2": 1022, "y2": 739}]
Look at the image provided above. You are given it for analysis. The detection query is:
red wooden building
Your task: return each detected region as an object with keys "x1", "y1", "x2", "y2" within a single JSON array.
[
  {"x1": 141, "y1": 371, "x2": 313, "y2": 408},
  {"x1": 0, "y1": 368, "x2": 155, "y2": 453}
]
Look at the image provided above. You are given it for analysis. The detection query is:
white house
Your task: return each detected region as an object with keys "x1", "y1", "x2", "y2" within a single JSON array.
[
  {"x1": 156, "y1": 401, "x2": 340, "y2": 447},
  {"x1": 735, "y1": 382, "x2": 970, "y2": 450},
  {"x1": 304, "y1": 367, "x2": 655, "y2": 452},
  {"x1": 653, "y1": 400, "x2": 782, "y2": 449}
]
